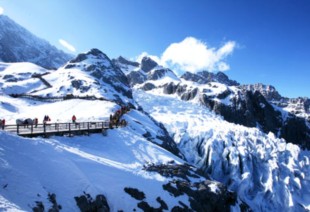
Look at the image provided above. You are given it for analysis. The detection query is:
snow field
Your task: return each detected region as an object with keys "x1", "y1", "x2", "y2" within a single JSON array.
[{"x1": 0, "y1": 106, "x2": 191, "y2": 211}]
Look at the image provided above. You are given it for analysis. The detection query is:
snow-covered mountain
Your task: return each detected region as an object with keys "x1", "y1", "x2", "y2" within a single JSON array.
[
  {"x1": 0, "y1": 21, "x2": 309, "y2": 211},
  {"x1": 114, "y1": 57, "x2": 310, "y2": 149},
  {"x1": 0, "y1": 78, "x2": 243, "y2": 211},
  {"x1": 0, "y1": 15, "x2": 72, "y2": 69},
  {"x1": 241, "y1": 83, "x2": 310, "y2": 122},
  {"x1": 32, "y1": 48, "x2": 134, "y2": 106}
]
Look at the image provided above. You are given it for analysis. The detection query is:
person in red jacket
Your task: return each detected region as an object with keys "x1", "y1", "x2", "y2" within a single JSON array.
[
  {"x1": 1, "y1": 119, "x2": 5, "y2": 130},
  {"x1": 72, "y1": 115, "x2": 76, "y2": 123}
]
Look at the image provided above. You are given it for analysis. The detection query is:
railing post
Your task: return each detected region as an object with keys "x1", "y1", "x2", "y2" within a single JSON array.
[
  {"x1": 69, "y1": 123, "x2": 71, "y2": 134},
  {"x1": 43, "y1": 123, "x2": 46, "y2": 136},
  {"x1": 17, "y1": 125, "x2": 19, "y2": 134},
  {"x1": 31, "y1": 124, "x2": 33, "y2": 134}
]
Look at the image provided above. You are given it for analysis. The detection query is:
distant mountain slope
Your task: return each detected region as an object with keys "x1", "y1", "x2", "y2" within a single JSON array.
[
  {"x1": 0, "y1": 15, "x2": 72, "y2": 69},
  {"x1": 134, "y1": 89, "x2": 310, "y2": 211},
  {"x1": 114, "y1": 57, "x2": 310, "y2": 149},
  {"x1": 241, "y1": 83, "x2": 310, "y2": 122}
]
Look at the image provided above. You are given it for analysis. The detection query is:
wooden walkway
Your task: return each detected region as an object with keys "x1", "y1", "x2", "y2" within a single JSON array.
[{"x1": 3, "y1": 121, "x2": 110, "y2": 137}]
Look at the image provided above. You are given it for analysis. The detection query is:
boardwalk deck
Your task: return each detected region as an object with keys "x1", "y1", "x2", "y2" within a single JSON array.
[{"x1": 3, "y1": 121, "x2": 110, "y2": 137}]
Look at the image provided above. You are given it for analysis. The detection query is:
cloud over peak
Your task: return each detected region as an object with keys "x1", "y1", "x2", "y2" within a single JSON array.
[
  {"x1": 0, "y1": 7, "x2": 4, "y2": 15},
  {"x1": 59, "y1": 39, "x2": 76, "y2": 52},
  {"x1": 161, "y1": 37, "x2": 236, "y2": 74}
]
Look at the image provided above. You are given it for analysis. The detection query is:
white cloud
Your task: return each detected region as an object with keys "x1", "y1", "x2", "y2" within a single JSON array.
[
  {"x1": 0, "y1": 7, "x2": 4, "y2": 15},
  {"x1": 59, "y1": 39, "x2": 76, "y2": 52},
  {"x1": 160, "y1": 37, "x2": 236, "y2": 74},
  {"x1": 135, "y1": 51, "x2": 161, "y2": 64}
]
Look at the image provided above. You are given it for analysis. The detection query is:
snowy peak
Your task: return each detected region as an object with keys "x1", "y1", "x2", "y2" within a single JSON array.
[
  {"x1": 141, "y1": 56, "x2": 158, "y2": 73},
  {"x1": 113, "y1": 56, "x2": 139, "y2": 68},
  {"x1": 66, "y1": 48, "x2": 110, "y2": 65},
  {"x1": 181, "y1": 70, "x2": 239, "y2": 86},
  {"x1": 31, "y1": 48, "x2": 133, "y2": 105},
  {"x1": 240, "y1": 83, "x2": 282, "y2": 101},
  {"x1": 111, "y1": 56, "x2": 140, "y2": 75},
  {"x1": 241, "y1": 83, "x2": 310, "y2": 121},
  {"x1": 0, "y1": 15, "x2": 72, "y2": 69}
]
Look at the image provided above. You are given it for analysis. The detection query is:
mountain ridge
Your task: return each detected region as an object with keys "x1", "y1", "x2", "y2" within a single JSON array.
[{"x1": 0, "y1": 15, "x2": 72, "y2": 69}]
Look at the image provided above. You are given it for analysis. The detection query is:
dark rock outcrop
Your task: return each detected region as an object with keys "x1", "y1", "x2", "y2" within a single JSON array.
[
  {"x1": 75, "y1": 193, "x2": 110, "y2": 212},
  {"x1": 143, "y1": 162, "x2": 248, "y2": 211},
  {"x1": 127, "y1": 70, "x2": 147, "y2": 86},
  {"x1": 147, "y1": 68, "x2": 176, "y2": 81},
  {"x1": 200, "y1": 90, "x2": 310, "y2": 149},
  {"x1": 141, "y1": 82, "x2": 156, "y2": 91},
  {"x1": 124, "y1": 187, "x2": 145, "y2": 200},
  {"x1": 240, "y1": 83, "x2": 282, "y2": 101},
  {"x1": 32, "y1": 193, "x2": 62, "y2": 212},
  {"x1": 112, "y1": 56, "x2": 139, "y2": 67},
  {"x1": 141, "y1": 56, "x2": 158, "y2": 73},
  {"x1": 181, "y1": 71, "x2": 239, "y2": 86}
]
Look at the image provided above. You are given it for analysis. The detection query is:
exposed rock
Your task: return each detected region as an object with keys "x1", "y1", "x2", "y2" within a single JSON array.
[
  {"x1": 47, "y1": 193, "x2": 62, "y2": 212},
  {"x1": 200, "y1": 90, "x2": 310, "y2": 149},
  {"x1": 124, "y1": 187, "x2": 145, "y2": 200},
  {"x1": 167, "y1": 180, "x2": 236, "y2": 212},
  {"x1": 127, "y1": 71, "x2": 147, "y2": 86},
  {"x1": 217, "y1": 89, "x2": 232, "y2": 99},
  {"x1": 113, "y1": 56, "x2": 139, "y2": 67},
  {"x1": 33, "y1": 201, "x2": 44, "y2": 212},
  {"x1": 141, "y1": 57, "x2": 158, "y2": 73},
  {"x1": 181, "y1": 71, "x2": 239, "y2": 86},
  {"x1": 74, "y1": 192, "x2": 110, "y2": 212},
  {"x1": 141, "y1": 82, "x2": 156, "y2": 91},
  {"x1": 143, "y1": 162, "x2": 248, "y2": 211},
  {"x1": 144, "y1": 162, "x2": 201, "y2": 181},
  {"x1": 147, "y1": 68, "x2": 176, "y2": 81},
  {"x1": 163, "y1": 82, "x2": 178, "y2": 95},
  {"x1": 32, "y1": 193, "x2": 61, "y2": 212},
  {"x1": 181, "y1": 88, "x2": 198, "y2": 101}
]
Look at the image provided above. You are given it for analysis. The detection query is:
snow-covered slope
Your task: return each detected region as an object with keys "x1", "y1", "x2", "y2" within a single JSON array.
[
  {"x1": 1, "y1": 45, "x2": 309, "y2": 211},
  {"x1": 0, "y1": 62, "x2": 48, "y2": 95},
  {"x1": 0, "y1": 94, "x2": 242, "y2": 211},
  {"x1": 0, "y1": 15, "x2": 72, "y2": 69},
  {"x1": 134, "y1": 89, "x2": 310, "y2": 211}
]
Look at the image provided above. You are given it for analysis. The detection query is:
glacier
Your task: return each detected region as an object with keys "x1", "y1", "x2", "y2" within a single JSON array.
[{"x1": 134, "y1": 88, "x2": 310, "y2": 211}]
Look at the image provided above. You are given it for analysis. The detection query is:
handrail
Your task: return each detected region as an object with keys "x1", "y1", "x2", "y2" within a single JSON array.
[{"x1": 2, "y1": 121, "x2": 111, "y2": 136}]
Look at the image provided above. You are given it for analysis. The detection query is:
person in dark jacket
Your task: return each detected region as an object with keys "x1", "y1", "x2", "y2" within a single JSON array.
[{"x1": 0, "y1": 119, "x2": 4, "y2": 130}]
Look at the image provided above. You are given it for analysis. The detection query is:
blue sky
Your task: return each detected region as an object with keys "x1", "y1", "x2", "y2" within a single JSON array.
[{"x1": 0, "y1": 0, "x2": 309, "y2": 98}]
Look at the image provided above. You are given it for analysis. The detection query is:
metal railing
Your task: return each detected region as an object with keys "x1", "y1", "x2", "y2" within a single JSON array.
[{"x1": 2, "y1": 121, "x2": 110, "y2": 136}]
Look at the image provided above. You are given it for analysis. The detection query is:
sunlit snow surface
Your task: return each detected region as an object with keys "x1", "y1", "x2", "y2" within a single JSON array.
[
  {"x1": 134, "y1": 89, "x2": 310, "y2": 211},
  {"x1": 0, "y1": 108, "x2": 190, "y2": 211}
]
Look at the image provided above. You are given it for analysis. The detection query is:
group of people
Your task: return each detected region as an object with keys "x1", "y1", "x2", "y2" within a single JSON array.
[
  {"x1": 109, "y1": 105, "x2": 130, "y2": 128},
  {"x1": 43, "y1": 115, "x2": 51, "y2": 124},
  {"x1": 0, "y1": 119, "x2": 5, "y2": 130},
  {"x1": 2, "y1": 105, "x2": 131, "y2": 130}
]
